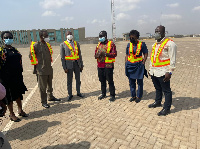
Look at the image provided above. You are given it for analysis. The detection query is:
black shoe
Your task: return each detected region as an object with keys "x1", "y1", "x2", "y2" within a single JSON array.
[
  {"x1": 42, "y1": 103, "x2": 50, "y2": 108},
  {"x1": 148, "y1": 102, "x2": 162, "y2": 108},
  {"x1": 135, "y1": 97, "x2": 141, "y2": 103},
  {"x1": 129, "y1": 97, "x2": 136, "y2": 102},
  {"x1": 18, "y1": 112, "x2": 29, "y2": 117},
  {"x1": 48, "y1": 97, "x2": 61, "y2": 102},
  {"x1": 77, "y1": 93, "x2": 84, "y2": 98},
  {"x1": 10, "y1": 116, "x2": 21, "y2": 122},
  {"x1": 109, "y1": 96, "x2": 116, "y2": 102},
  {"x1": 98, "y1": 94, "x2": 106, "y2": 100},
  {"x1": 67, "y1": 95, "x2": 73, "y2": 101},
  {"x1": 158, "y1": 108, "x2": 170, "y2": 116}
]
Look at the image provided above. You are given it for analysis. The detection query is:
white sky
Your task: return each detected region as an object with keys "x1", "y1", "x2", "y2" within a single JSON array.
[{"x1": 1, "y1": 0, "x2": 200, "y2": 38}]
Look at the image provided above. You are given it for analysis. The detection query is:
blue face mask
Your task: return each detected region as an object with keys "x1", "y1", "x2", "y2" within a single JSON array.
[
  {"x1": 99, "y1": 37, "x2": 106, "y2": 43},
  {"x1": 4, "y1": 39, "x2": 13, "y2": 45}
]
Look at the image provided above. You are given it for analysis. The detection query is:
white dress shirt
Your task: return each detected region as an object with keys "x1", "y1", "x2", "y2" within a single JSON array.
[{"x1": 149, "y1": 37, "x2": 177, "y2": 77}]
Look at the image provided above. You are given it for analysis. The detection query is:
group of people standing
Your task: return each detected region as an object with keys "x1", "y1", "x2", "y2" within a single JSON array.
[
  {"x1": 94, "y1": 25, "x2": 177, "y2": 116},
  {"x1": 0, "y1": 24, "x2": 177, "y2": 124}
]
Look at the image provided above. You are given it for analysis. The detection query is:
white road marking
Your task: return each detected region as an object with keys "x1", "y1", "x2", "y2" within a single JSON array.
[{"x1": 2, "y1": 54, "x2": 60, "y2": 135}]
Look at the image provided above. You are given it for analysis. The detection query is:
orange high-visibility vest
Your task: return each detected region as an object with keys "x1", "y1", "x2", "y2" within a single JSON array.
[
  {"x1": 96, "y1": 41, "x2": 115, "y2": 63},
  {"x1": 30, "y1": 41, "x2": 53, "y2": 65},
  {"x1": 151, "y1": 38, "x2": 171, "y2": 67},
  {"x1": 128, "y1": 41, "x2": 143, "y2": 63},
  {"x1": 64, "y1": 41, "x2": 80, "y2": 60}
]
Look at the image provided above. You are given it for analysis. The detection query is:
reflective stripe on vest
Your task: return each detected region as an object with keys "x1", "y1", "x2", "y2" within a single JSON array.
[
  {"x1": 30, "y1": 41, "x2": 38, "y2": 65},
  {"x1": 151, "y1": 38, "x2": 170, "y2": 67},
  {"x1": 64, "y1": 41, "x2": 80, "y2": 60},
  {"x1": 30, "y1": 41, "x2": 53, "y2": 65},
  {"x1": 46, "y1": 42, "x2": 53, "y2": 62},
  {"x1": 105, "y1": 41, "x2": 115, "y2": 63},
  {"x1": 128, "y1": 41, "x2": 143, "y2": 63}
]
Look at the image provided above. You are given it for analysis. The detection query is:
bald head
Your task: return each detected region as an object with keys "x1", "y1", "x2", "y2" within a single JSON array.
[
  {"x1": 66, "y1": 31, "x2": 72, "y2": 36},
  {"x1": 155, "y1": 25, "x2": 165, "y2": 34},
  {"x1": 66, "y1": 31, "x2": 73, "y2": 41},
  {"x1": 155, "y1": 25, "x2": 165, "y2": 41}
]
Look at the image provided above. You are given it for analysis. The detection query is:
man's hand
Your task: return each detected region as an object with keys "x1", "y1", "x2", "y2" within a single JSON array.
[
  {"x1": 64, "y1": 69, "x2": 68, "y2": 73},
  {"x1": 163, "y1": 72, "x2": 171, "y2": 82},
  {"x1": 142, "y1": 60, "x2": 146, "y2": 65},
  {"x1": 100, "y1": 51, "x2": 105, "y2": 57},
  {"x1": 80, "y1": 67, "x2": 83, "y2": 72}
]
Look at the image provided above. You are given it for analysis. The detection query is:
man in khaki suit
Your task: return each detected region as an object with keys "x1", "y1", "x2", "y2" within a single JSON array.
[{"x1": 29, "y1": 30, "x2": 60, "y2": 108}]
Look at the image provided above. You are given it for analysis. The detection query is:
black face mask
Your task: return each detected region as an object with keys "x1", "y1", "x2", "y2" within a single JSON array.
[{"x1": 130, "y1": 38, "x2": 136, "y2": 44}]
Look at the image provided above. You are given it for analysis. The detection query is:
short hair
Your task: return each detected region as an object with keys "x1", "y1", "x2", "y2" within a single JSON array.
[
  {"x1": 39, "y1": 30, "x2": 47, "y2": 37},
  {"x1": 156, "y1": 25, "x2": 165, "y2": 33},
  {"x1": 99, "y1": 30, "x2": 107, "y2": 37},
  {"x1": 129, "y1": 30, "x2": 140, "y2": 38},
  {"x1": 1, "y1": 31, "x2": 13, "y2": 39}
]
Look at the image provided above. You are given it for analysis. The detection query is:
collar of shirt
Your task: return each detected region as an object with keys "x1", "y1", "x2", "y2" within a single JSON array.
[
  {"x1": 67, "y1": 39, "x2": 74, "y2": 43},
  {"x1": 156, "y1": 37, "x2": 166, "y2": 44}
]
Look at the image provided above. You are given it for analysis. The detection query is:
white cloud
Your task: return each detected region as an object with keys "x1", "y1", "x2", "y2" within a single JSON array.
[
  {"x1": 137, "y1": 19, "x2": 146, "y2": 25},
  {"x1": 40, "y1": 0, "x2": 73, "y2": 9},
  {"x1": 167, "y1": 3, "x2": 179, "y2": 8},
  {"x1": 61, "y1": 17, "x2": 74, "y2": 21},
  {"x1": 140, "y1": 15, "x2": 148, "y2": 19},
  {"x1": 115, "y1": 0, "x2": 142, "y2": 11},
  {"x1": 90, "y1": 19, "x2": 106, "y2": 24},
  {"x1": 192, "y1": 6, "x2": 200, "y2": 11},
  {"x1": 42, "y1": 11, "x2": 58, "y2": 17},
  {"x1": 161, "y1": 14, "x2": 182, "y2": 20},
  {"x1": 116, "y1": 13, "x2": 131, "y2": 21}
]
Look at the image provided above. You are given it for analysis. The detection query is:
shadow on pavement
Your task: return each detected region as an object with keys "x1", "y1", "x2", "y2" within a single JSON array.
[
  {"x1": 6, "y1": 120, "x2": 60, "y2": 141},
  {"x1": 171, "y1": 96, "x2": 200, "y2": 113},
  {"x1": 27, "y1": 103, "x2": 81, "y2": 119},
  {"x1": 41, "y1": 141, "x2": 91, "y2": 149},
  {"x1": 58, "y1": 90, "x2": 102, "y2": 101}
]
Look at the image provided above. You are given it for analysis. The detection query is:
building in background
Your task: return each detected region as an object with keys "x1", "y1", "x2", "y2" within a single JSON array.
[{"x1": 0, "y1": 27, "x2": 85, "y2": 45}]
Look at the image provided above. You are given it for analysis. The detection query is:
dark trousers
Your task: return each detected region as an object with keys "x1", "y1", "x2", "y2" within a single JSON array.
[
  {"x1": 38, "y1": 74, "x2": 54, "y2": 104},
  {"x1": 129, "y1": 78, "x2": 143, "y2": 98},
  {"x1": 67, "y1": 61, "x2": 81, "y2": 96},
  {"x1": 98, "y1": 68, "x2": 115, "y2": 97},
  {"x1": 151, "y1": 75, "x2": 172, "y2": 110}
]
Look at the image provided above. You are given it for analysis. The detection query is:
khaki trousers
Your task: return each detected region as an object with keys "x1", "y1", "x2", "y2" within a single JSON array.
[{"x1": 38, "y1": 74, "x2": 54, "y2": 104}]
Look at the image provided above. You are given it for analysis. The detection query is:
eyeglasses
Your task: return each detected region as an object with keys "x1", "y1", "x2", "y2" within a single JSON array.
[{"x1": 4, "y1": 37, "x2": 13, "y2": 39}]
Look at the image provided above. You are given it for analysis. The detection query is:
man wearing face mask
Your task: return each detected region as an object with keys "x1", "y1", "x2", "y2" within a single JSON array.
[
  {"x1": 29, "y1": 30, "x2": 60, "y2": 108},
  {"x1": 60, "y1": 31, "x2": 84, "y2": 101},
  {"x1": 94, "y1": 31, "x2": 117, "y2": 102},
  {"x1": 125, "y1": 30, "x2": 148, "y2": 103},
  {"x1": 148, "y1": 25, "x2": 177, "y2": 116}
]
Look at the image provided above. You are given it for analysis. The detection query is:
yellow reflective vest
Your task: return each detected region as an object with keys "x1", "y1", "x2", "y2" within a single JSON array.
[
  {"x1": 30, "y1": 41, "x2": 53, "y2": 65},
  {"x1": 96, "y1": 41, "x2": 115, "y2": 63},
  {"x1": 151, "y1": 38, "x2": 171, "y2": 67},
  {"x1": 128, "y1": 41, "x2": 143, "y2": 63},
  {"x1": 64, "y1": 41, "x2": 80, "y2": 60}
]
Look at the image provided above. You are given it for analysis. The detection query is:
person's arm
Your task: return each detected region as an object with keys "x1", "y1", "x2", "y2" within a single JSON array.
[
  {"x1": 78, "y1": 43, "x2": 84, "y2": 70},
  {"x1": 125, "y1": 43, "x2": 129, "y2": 63},
  {"x1": 94, "y1": 46, "x2": 100, "y2": 59},
  {"x1": 60, "y1": 43, "x2": 68, "y2": 73},
  {"x1": 163, "y1": 41, "x2": 177, "y2": 82},
  {"x1": 142, "y1": 42, "x2": 148, "y2": 65}
]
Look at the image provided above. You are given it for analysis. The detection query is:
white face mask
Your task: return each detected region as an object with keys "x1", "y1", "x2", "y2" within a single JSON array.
[
  {"x1": 67, "y1": 35, "x2": 73, "y2": 40},
  {"x1": 44, "y1": 37, "x2": 50, "y2": 42}
]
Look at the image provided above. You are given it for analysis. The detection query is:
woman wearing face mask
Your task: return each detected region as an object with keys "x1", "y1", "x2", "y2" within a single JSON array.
[
  {"x1": 125, "y1": 30, "x2": 148, "y2": 103},
  {"x1": 0, "y1": 31, "x2": 28, "y2": 122}
]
